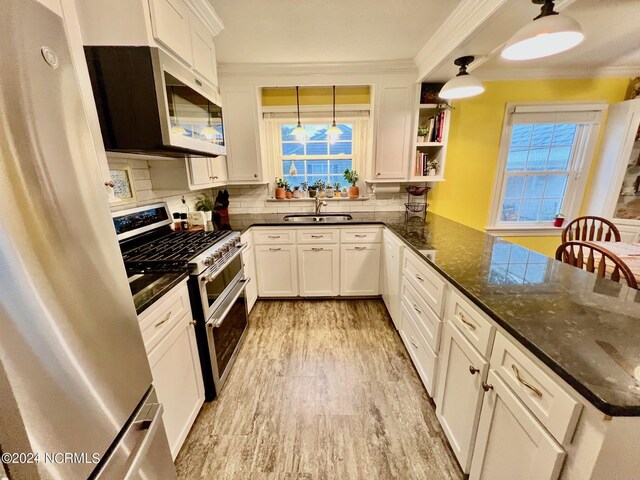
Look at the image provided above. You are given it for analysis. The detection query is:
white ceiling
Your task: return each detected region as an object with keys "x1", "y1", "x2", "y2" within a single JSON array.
[
  {"x1": 208, "y1": 0, "x2": 461, "y2": 64},
  {"x1": 475, "y1": 0, "x2": 640, "y2": 79}
]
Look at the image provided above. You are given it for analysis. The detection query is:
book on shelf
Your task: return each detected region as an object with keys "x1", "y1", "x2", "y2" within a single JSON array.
[
  {"x1": 415, "y1": 151, "x2": 430, "y2": 176},
  {"x1": 428, "y1": 110, "x2": 445, "y2": 143}
]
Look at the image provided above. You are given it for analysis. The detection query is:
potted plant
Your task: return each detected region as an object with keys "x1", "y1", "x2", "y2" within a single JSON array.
[
  {"x1": 344, "y1": 168, "x2": 360, "y2": 198},
  {"x1": 194, "y1": 193, "x2": 214, "y2": 222},
  {"x1": 333, "y1": 182, "x2": 342, "y2": 197},
  {"x1": 417, "y1": 125, "x2": 429, "y2": 142},
  {"x1": 285, "y1": 187, "x2": 293, "y2": 199},
  {"x1": 308, "y1": 184, "x2": 317, "y2": 198},
  {"x1": 326, "y1": 183, "x2": 334, "y2": 198},
  {"x1": 293, "y1": 185, "x2": 302, "y2": 198},
  {"x1": 314, "y1": 179, "x2": 326, "y2": 198},
  {"x1": 275, "y1": 177, "x2": 288, "y2": 199},
  {"x1": 300, "y1": 181, "x2": 308, "y2": 198},
  {"x1": 554, "y1": 213, "x2": 565, "y2": 227},
  {"x1": 426, "y1": 158, "x2": 439, "y2": 176}
]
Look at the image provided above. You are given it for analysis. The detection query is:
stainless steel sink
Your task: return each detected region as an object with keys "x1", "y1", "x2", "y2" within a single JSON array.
[{"x1": 283, "y1": 214, "x2": 353, "y2": 223}]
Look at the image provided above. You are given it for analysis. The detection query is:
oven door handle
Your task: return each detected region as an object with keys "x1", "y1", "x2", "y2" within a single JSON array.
[{"x1": 207, "y1": 278, "x2": 249, "y2": 329}]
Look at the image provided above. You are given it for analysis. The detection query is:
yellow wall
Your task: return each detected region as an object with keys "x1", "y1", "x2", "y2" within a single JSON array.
[
  {"x1": 262, "y1": 86, "x2": 370, "y2": 106},
  {"x1": 428, "y1": 77, "x2": 629, "y2": 258}
]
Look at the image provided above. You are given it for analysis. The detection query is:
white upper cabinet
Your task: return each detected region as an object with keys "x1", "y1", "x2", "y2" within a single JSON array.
[
  {"x1": 189, "y1": 10, "x2": 218, "y2": 87},
  {"x1": 222, "y1": 87, "x2": 264, "y2": 183},
  {"x1": 149, "y1": 157, "x2": 227, "y2": 191},
  {"x1": 372, "y1": 82, "x2": 413, "y2": 180},
  {"x1": 148, "y1": 0, "x2": 193, "y2": 65}
]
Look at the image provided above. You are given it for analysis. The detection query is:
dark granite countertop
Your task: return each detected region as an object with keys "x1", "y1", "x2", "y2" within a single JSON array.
[
  {"x1": 229, "y1": 211, "x2": 640, "y2": 416},
  {"x1": 129, "y1": 271, "x2": 189, "y2": 315}
]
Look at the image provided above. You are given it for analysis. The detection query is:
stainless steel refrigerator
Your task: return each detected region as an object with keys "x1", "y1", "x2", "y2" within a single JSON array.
[{"x1": 0, "y1": 1, "x2": 177, "y2": 479}]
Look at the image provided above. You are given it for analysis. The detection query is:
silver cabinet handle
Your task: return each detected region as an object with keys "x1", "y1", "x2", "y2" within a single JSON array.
[
  {"x1": 355, "y1": 246, "x2": 366, "y2": 250},
  {"x1": 412, "y1": 304, "x2": 422, "y2": 314},
  {"x1": 458, "y1": 312, "x2": 476, "y2": 330},
  {"x1": 311, "y1": 235, "x2": 323, "y2": 238},
  {"x1": 512, "y1": 364, "x2": 543, "y2": 398},
  {"x1": 355, "y1": 234, "x2": 367, "y2": 238},
  {"x1": 268, "y1": 235, "x2": 280, "y2": 239},
  {"x1": 154, "y1": 311, "x2": 171, "y2": 328},
  {"x1": 269, "y1": 248, "x2": 281, "y2": 252},
  {"x1": 410, "y1": 337, "x2": 418, "y2": 349},
  {"x1": 469, "y1": 365, "x2": 480, "y2": 375},
  {"x1": 415, "y1": 274, "x2": 424, "y2": 282},
  {"x1": 311, "y1": 247, "x2": 324, "y2": 251},
  {"x1": 482, "y1": 382, "x2": 494, "y2": 392}
]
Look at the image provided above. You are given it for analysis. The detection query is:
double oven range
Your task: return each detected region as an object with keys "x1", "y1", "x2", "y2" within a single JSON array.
[{"x1": 113, "y1": 203, "x2": 249, "y2": 400}]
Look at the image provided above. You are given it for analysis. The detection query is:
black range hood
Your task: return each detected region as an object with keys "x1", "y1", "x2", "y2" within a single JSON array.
[{"x1": 84, "y1": 46, "x2": 225, "y2": 159}]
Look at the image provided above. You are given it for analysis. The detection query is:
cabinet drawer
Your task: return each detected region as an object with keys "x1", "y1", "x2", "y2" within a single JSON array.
[
  {"x1": 446, "y1": 290, "x2": 495, "y2": 359},
  {"x1": 401, "y1": 279, "x2": 441, "y2": 352},
  {"x1": 341, "y1": 227, "x2": 382, "y2": 243},
  {"x1": 253, "y1": 229, "x2": 296, "y2": 245},
  {"x1": 297, "y1": 229, "x2": 338, "y2": 244},
  {"x1": 401, "y1": 304, "x2": 438, "y2": 396},
  {"x1": 139, "y1": 281, "x2": 191, "y2": 353},
  {"x1": 491, "y1": 333, "x2": 582, "y2": 445},
  {"x1": 403, "y1": 249, "x2": 446, "y2": 317}
]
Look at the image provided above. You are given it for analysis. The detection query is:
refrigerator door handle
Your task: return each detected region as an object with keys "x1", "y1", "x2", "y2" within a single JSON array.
[{"x1": 123, "y1": 403, "x2": 164, "y2": 480}]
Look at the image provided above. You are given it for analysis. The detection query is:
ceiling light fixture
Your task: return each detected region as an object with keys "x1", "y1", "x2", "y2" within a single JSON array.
[
  {"x1": 501, "y1": 0, "x2": 584, "y2": 61},
  {"x1": 201, "y1": 101, "x2": 216, "y2": 140},
  {"x1": 292, "y1": 86, "x2": 306, "y2": 141},
  {"x1": 327, "y1": 85, "x2": 342, "y2": 143},
  {"x1": 439, "y1": 56, "x2": 485, "y2": 100}
]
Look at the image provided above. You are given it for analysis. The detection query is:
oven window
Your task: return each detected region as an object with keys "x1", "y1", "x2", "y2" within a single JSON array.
[
  {"x1": 164, "y1": 72, "x2": 224, "y2": 146},
  {"x1": 213, "y1": 289, "x2": 247, "y2": 378},
  {"x1": 204, "y1": 255, "x2": 242, "y2": 309}
]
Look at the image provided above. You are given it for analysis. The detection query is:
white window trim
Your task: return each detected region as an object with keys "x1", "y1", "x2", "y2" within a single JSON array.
[{"x1": 487, "y1": 102, "x2": 607, "y2": 236}]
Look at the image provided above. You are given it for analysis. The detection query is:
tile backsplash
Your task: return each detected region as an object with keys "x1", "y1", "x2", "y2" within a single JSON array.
[{"x1": 109, "y1": 156, "x2": 407, "y2": 217}]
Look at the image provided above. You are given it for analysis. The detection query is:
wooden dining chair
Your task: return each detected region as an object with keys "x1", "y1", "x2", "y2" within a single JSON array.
[
  {"x1": 562, "y1": 216, "x2": 621, "y2": 243},
  {"x1": 555, "y1": 241, "x2": 638, "y2": 289}
]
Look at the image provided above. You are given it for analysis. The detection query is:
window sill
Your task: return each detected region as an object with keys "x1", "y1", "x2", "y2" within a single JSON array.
[
  {"x1": 485, "y1": 226, "x2": 564, "y2": 237},
  {"x1": 266, "y1": 196, "x2": 370, "y2": 202}
]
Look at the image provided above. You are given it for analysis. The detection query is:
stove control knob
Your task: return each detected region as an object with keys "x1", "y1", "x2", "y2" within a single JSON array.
[
  {"x1": 204, "y1": 256, "x2": 213, "y2": 266},
  {"x1": 213, "y1": 251, "x2": 223, "y2": 259}
]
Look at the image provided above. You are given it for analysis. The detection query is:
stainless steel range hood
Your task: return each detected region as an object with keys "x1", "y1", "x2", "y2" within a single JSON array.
[{"x1": 84, "y1": 46, "x2": 225, "y2": 158}]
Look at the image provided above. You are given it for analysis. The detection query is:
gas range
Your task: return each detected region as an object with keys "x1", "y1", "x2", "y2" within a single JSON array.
[{"x1": 113, "y1": 203, "x2": 240, "y2": 276}]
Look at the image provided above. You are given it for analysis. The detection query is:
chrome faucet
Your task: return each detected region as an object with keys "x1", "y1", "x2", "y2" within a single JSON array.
[{"x1": 315, "y1": 196, "x2": 327, "y2": 214}]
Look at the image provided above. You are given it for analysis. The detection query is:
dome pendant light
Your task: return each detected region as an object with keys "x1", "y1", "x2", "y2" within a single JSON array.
[
  {"x1": 327, "y1": 85, "x2": 342, "y2": 143},
  {"x1": 439, "y1": 56, "x2": 485, "y2": 100},
  {"x1": 201, "y1": 101, "x2": 216, "y2": 141},
  {"x1": 501, "y1": 0, "x2": 584, "y2": 61},
  {"x1": 292, "y1": 86, "x2": 306, "y2": 141}
]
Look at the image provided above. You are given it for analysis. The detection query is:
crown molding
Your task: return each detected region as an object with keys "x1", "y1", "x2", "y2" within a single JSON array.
[
  {"x1": 477, "y1": 65, "x2": 640, "y2": 81},
  {"x1": 188, "y1": 0, "x2": 225, "y2": 36},
  {"x1": 413, "y1": 0, "x2": 509, "y2": 83},
  {"x1": 218, "y1": 60, "x2": 417, "y2": 77}
]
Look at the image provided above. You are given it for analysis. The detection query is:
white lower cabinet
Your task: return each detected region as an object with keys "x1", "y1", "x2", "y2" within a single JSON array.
[
  {"x1": 382, "y1": 229, "x2": 403, "y2": 329},
  {"x1": 340, "y1": 244, "x2": 381, "y2": 296},
  {"x1": 400, "y1": 303, "x2": 438, "y2": 395},
  {"x1": 147, "y1": 313, "x2": 204, "y2": 460},
  {"x1": 298, "y1": 245, "x2": 339, "y2": 296},
  {"x1": 243, "y1": 246, "x2": 258, "y2": 312},
  {"x1": 470, "y1": 370, "x2": 566, "y2": 480},
  {"x1": 255, "y1": 245, "x2": 298, "y2": 297},
  {"x1": 435, "y1": 321, "x2": 489, "y2": 473}
]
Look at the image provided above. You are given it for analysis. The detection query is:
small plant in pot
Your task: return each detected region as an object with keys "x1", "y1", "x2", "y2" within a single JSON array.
[
  {"x1": 293, "y1": 185, "x2": 302, "y2": 198},
  {"x1": 274, "y1": 177, "x2": 288, "y2": 199},
  {"x1": 333, "y1": 182, "x2": 342, "y2": 197},
  {"x1": 326, "y1": 183, "x2": 334, "y2": 198},
  {"x1": 285, "y1": 186, "x2": 293, "y2": 199},
  {"x1": 300, "y1": 181, "x2": 309, "y2": 198},
  {"x1": 426, "y1": 158, "x2": 439, "y2": 176},
  {"x1": 417, "y1": 125, "x2": 429, "y2": 142},
  {"x1": 194, "y1": 193, "x2": 215, "y2": 222},
  {"x1": 343, "y1": 168, "x2": 360, "y2": 198},
  {"x1": 314, "y1": 179, "x2": 326, "y2": 198}
]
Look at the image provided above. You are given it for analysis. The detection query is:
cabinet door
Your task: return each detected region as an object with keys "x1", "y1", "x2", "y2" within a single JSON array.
[
  {"x1": 189, "y1": 13, "x2": 218, "y2": 87},
  {"x1": 188, "y1": 157, "x2": 212, "y2": 187},
  {"x1": 470, "y1": 371, "x2": 565, "y2": 480},
  {"x1": 255, "y1": 245, "x2": 298, "y2": 296},
  {"x1": 242, "y1": 246, "x2": 258, "y2": 312},
  {"x1": 382, "y1": 230, "x2": 403, "y2": 329},
  {"x1": 208, "y1": 155, "x2": 228, "y2": 185},
  {"x1": 148, "y1": 315, "x2": 204, "y2": 459},
  {"x1": 298, "y1": 245, "x2": 339, "y2": 297},
  {"x1": 148, "y1": 0, "x2": 192, "y2": 65},
  {"x1": 374, "y1": 83, "x2": 412, "y2": 179},
  {"x1": 435, "y1": 321, "x2": 489, "y2": 473},
  {"x1": 222, "y1": 87, "x2": 263, "y2": 183},
  {"x1": 340, "y1": 244, "x2": 381, "y2": 296}
]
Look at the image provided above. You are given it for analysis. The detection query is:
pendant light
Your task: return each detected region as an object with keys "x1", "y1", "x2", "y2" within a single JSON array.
[
  {"x1": 501, "y1": 0, "x2": 584, "y2": 61},
  {"x1": 201, "y1": 101, "x2": 216, "y2": 141},
  {"x1": 292, "y1": 86, "x2": 306, "y2": 140},
  {"x1": 439, "y1": 56, "x2": 485, "y2": 100},
  {"x1": 327, "y1": 85, "x2": 342, "y2": 143},
  {"x1": 170, "y1": 87, "x2": 186, "y2": 135}
]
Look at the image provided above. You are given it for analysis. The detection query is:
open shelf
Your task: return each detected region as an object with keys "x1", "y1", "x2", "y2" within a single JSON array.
[{"x1": 416, "y1": 142, "x2": 445, "y2": 147}]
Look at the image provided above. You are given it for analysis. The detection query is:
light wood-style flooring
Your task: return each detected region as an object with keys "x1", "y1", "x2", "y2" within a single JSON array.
[{"x1": 175, "y1": 299, "x2": 462, "y2": 480}]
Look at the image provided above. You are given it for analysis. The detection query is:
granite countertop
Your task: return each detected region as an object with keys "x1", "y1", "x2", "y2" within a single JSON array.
[
  {"x1": 129, "y1": 271, "x2": 189, "y2": 315},
  {"x1": 228, "y1": 211, "x2": 640, "y2": 416}
]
